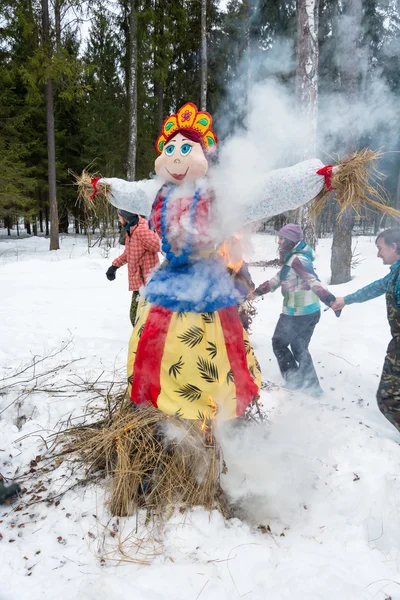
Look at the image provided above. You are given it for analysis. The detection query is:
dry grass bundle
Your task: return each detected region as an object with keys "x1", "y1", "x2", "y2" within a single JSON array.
[
  {"x1": 72, "y1": 170, "x2": 111, "y2": 213},
  {"x1": 238, "y1": 299, "x2": 258, "y2": 333},
  {"x1": 312, "y1": 148, "x2": 400, "y2": 221},
  {"x1": 57, "y1": 400, "x2": 224, "y2": 518}
]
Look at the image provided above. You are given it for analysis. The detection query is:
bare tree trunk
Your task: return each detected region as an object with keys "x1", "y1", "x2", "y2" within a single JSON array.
[
  {"x1": 126, "y1": 0, "x2": 137, "y2": 181},
  {"x1": 395, "y1": 169, "x2": 400, "y2": 211},
  {"x1": 330, "y1": 0, "x2": 362, "y2": 284},
  {"x1": 330, "y1": 208, "x2": 354, "y2": 284},
  {"x1": 45, "y1": 205, "x2": 50, "y2": 236},
  {"x1": 42, "y1": 0, "x2": 60, "y2": 250},
  {"x1": 154, "y1": 0, "x2": 164, "y2": 131},
  {"x1": 54, "y1": 0, "x2": 61, "y2": 49},
  {"x1": 295, "y1": 0, "x2": 320, "y2": 249},
  {"x1": 200, "y1": 0, "x2": 207, "y2": 111}
]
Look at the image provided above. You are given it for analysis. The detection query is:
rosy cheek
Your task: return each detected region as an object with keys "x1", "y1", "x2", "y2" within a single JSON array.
[{"x1": 193, "y1": 160, "x2": 208, "y2": 177}]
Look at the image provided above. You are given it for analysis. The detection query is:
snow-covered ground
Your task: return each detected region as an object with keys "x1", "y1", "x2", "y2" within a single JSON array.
[{"x1": 1, "y1": 232, "x2": 400, "y2": 600}]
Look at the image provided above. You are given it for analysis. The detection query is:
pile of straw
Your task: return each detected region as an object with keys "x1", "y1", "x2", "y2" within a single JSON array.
[
  {"x1": 313, "y1": 148, "x2": 400, "y2": 221},
  {"x1": 57, "y1": 400, "x2": 224, "y2": 517}
]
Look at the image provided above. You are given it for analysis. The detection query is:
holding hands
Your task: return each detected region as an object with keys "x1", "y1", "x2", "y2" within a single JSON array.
[{"x1": 331, "y1": 297, "x2": 345, "y2": 311}]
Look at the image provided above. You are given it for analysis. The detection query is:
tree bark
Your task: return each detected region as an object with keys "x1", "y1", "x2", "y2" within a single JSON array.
[
  {"x1": 396, "y1": 169, "x2": 400, "y2": 211},
  {"x1": 54, "y1": 0, "x2": 61, "y2": 50},
  {"x1": 45, "y1": 205, "x2": 49, "y2": 236},
  {"x1": 330, "y1": 0, "x2": 362, "y2": 284},
  {"x1": 330, "y1": 208, "x2": 355, "y2": 284},
  {"x1": 42, "y1": 0, "x2": 60, "y2": 250},
  {"x1": 200, "y1": 0, "x2": 207, "y2": 111},
  {"x1": 295, "y1": 0, "x2": 320, "y2": 249},
  {"x1": 154, "y1": 0, "x2": 164, "y2": 131},
  {"x1": 126, "y1": 0, "x2": 137, "y2": 181}
]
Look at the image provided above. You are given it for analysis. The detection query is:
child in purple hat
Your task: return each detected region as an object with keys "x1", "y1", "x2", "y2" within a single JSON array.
[{"x1": 250, "y1": 224, "x2": 337, "y2": 397}]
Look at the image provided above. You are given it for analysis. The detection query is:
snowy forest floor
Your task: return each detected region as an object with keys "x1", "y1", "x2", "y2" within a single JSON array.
[{"x1": 1, "y1": 232, "x2": 400, "y2": 600}]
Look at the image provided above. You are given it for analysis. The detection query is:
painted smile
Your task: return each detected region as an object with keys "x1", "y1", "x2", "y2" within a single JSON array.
[{"x1": 166, "y1": 167, "x2": 189, "y2": 181}]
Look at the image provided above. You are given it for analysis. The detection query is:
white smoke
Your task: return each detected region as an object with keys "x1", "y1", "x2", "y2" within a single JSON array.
[
  {"x1": 210, "y1": 10, "x2": 400, "y2": 226},
  {"x1": 216, "y1": 408, "x2": 325, "y2": 525}
]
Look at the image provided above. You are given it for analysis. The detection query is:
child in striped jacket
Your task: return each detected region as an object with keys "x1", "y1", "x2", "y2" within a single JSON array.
[{"x1": 252, "y1": 224, "x2": 336, "y2": 396}]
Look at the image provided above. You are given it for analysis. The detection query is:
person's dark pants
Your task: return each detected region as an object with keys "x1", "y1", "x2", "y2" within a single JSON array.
[
  {"x1": 272, "y1": 311, "x2": 321, "y2": 391},
  {"x1": 130, "y1": 291, "x2": 140, "y2": 327},
  {"x1": 376, "y1": 337, "x2": 400, "y2": 432}
]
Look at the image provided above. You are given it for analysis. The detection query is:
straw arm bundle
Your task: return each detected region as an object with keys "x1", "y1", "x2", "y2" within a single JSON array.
[{"x1": 312, "y1": 148, "x2": 400, "y2": 221}]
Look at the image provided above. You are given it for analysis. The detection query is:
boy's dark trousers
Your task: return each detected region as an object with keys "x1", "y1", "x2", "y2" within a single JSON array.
[
  {"x1": 272, "y1": 311, "x2": 321, "y2": 391},
  {"x1": 376, "y1": 268, "x2": 400, "y2": 431}
]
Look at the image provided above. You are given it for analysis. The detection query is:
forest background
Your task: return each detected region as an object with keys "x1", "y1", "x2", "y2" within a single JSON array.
[{"x1": 0, "y1": 0, "x2": 400, "y2": 282}]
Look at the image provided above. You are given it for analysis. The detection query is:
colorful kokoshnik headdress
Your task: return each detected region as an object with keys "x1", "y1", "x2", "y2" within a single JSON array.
[{"x1": 155, "y1": 102, "x2": 218, "y2": 154}]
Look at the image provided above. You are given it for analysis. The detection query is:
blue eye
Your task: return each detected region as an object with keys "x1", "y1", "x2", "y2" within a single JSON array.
[
  {"x1": 180, "y1": 143, "x2": 192, "y2": 156},
  {"x1": 165, "y1": 144, "x2": 175, "y2": 156}
]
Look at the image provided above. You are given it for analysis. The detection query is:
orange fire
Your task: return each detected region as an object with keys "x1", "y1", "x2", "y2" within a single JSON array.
[
  {"x1": 218, "y1": 237, "x2": 244, "y2": 273},
  {"x1": 201, "y1": 397, "x2": 217, "y2": 446}
]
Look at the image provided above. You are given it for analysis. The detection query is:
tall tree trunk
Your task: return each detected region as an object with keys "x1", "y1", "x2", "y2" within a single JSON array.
[
  {"x1": 396, "y1": 170, "x2": 400, "y2": 211},
  {"x1": 200, "y1": 0, "x2": 207, "y2": 111},
  {"x1": 127, "y1": 0, "x2": 137, "y2": 181},
  {"x1": 295, "y1": 0, "x2": 320, "y2": 249},
  {"x1": 45, "y1": 205, "x2": 50, "y2": 236},
  {"x1": 330, "y1": 0, "x2": 362, "y2": 284},
  {"x1": 54, "y1": 0, "x2": 61, "y2": 49},
  {"x1": 330, "y1": 207, "x2": 354, "y2": 284},
  {"x1": 42, "y1": 0, "x2": 60, "y2": 250},
  {"x1": 154, "y1": 0, "x2": 164, "y2": 131}
]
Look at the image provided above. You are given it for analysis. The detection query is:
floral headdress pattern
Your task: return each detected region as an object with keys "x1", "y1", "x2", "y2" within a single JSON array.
[{"x1": 155, "y1": 102, "x2": 218, "y2": 154}]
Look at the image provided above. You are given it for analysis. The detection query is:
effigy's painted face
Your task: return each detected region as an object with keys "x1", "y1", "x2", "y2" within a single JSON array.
[{"x1": 154, "y1": 133, "x2": 208, "y2": 185}]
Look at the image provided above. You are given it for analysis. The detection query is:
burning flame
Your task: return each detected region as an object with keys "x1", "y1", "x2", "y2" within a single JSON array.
[
  {"x1": 218, "y1": 236, "x2": 244, "y2": 273},
  {"x1": 201, "y1": 397, "x2": 217, "y2": 446}
]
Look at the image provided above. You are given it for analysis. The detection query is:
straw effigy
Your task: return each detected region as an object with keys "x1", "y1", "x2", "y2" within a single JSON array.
[
  {"x1": 75, "y1": 149, "x2": 400, "y2": 223},
  {"x1": 55, "y1": 397, "x2": 226, "y2": 518}
]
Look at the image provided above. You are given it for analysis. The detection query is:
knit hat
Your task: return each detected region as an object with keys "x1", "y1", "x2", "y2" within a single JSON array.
[
  {"x1": 278, "y1": 224, "x2": 304, "y2": 244},
  {"x1": 118, "y1": 209, "x2": 137, "y2": 222}
]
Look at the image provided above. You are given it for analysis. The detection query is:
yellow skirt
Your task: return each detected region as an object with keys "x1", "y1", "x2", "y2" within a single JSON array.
[{"x1": 127, "y1": 297, "x2": 261, "y2": 421}]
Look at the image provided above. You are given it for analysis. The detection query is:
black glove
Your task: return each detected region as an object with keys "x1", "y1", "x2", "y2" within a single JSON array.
[{"x1": 106, "y1": 265, "x2": 118, "y2": 281}]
